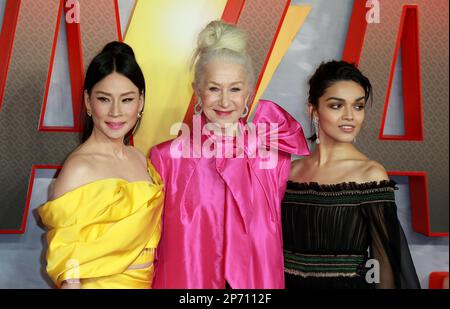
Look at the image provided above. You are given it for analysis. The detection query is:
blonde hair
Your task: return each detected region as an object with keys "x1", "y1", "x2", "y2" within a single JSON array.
[{"x1": 192, "y1": 20, "x2": 255, "y2": 90}]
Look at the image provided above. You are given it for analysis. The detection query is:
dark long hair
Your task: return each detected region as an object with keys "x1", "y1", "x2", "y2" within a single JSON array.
[
  {"x1": 307, "y1": 60, "x2": 373, "y2": 142},
  {"x1": 81, "y1": 41, "x2": 146, "y2": 143}
]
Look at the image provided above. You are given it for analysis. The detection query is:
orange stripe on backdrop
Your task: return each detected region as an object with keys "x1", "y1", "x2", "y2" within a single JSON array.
[
  {"x1": 238, "y1": 0, "x2": 291, "y2": 119},
  {"x1": 251, "y1": 5, "x2": 311, "y2": 116}
]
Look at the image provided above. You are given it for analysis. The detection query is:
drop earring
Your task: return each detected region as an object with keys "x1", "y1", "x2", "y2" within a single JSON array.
[
  {"x1": 194, "y1": 99, "x2": 203, "y2": 115},
  {"x1": 241, "y1": 105, "x2": 249, "y2": 118},
  {"x1": 313, "y1": 117, "x2": 320, "y2": 144}
]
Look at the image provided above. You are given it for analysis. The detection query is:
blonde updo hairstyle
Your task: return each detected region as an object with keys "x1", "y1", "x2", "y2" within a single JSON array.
[{"x1": 192, "y1": 20, "x2": 255, "y2": 91}]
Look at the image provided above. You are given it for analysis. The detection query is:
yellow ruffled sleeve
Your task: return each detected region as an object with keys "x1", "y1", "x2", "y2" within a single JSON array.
[{"x1": 38, "y1": 159, "x2": 164, "y2": 288}]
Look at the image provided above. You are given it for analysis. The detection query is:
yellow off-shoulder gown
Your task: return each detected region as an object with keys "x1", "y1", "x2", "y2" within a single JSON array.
[{"x1": 39, "y1": 159, "x2": 163, "y2": 289}]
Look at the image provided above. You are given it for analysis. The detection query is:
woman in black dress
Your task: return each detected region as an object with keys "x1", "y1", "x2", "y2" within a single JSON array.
[{"x1": 283, "y1": 60, "x2": 420, "y2": 289}]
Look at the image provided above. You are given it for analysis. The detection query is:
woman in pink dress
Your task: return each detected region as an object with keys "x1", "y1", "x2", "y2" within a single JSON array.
[{"x1": 150, "y1": 21, "x2": 309, "y2": 288}]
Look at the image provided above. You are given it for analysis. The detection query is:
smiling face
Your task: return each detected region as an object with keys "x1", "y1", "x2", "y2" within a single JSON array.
[
  {"x1": 195, "y1": 59, "x2": 251, "y2": 129},
  {"x1": 311, "y1": 80, "x2": 366, "y2": 144},
  {"x1": 85, "y1": 72, "x2": 144, "y2": 142}
]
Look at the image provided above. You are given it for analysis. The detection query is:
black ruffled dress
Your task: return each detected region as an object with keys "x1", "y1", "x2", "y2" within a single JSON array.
[{"x1": 282, "y1": 180, "x2": 420, "y2": 289}]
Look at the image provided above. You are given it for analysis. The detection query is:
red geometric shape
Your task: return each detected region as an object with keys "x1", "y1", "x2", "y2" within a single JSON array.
[
  {"x1": 343, "y1": 2, "x2": 445, "y2": 236},
  {"x1": 38, "y1": 1, "x2": 84, "y2": 132},
  {"x1": 0, "y1": 0, "x2": 21, "y2": 111},
  {"x1": 389, "y1": 171, "x2": 447, "y2": 237},
  {"x1": 342, "y1": 0, "x2": 369, "y2": 66},
  {"x1": 182, "y1": 0, "x2": 290, "y2": 127},
  {"x1": 0, "y1": 1, "x2": 123, "y2": 234},
  {"x1": 1, "y1": 165, "x2": 61, "y2": 234},
  {"x1": 244, "y1": 0, "x2": 291, "y2": 119},
  {"x1": 114, "y1": 0, "x2": 123, "y2": 42},
  {"x1": 380, "y1": 6, "x2": 423, "y2": 141},
  {"x1": 221, "y1": 0, "x2": 245, "y2": 24},
  {"x1": 38, "y1": 1, "x2": 123, "y2": 133},
  {"x1": 429, "y1": 272, "x2": 449, "y2": 289},
  {"x1": 64, "y1": 2, "x2": 85, "y2": 132}
]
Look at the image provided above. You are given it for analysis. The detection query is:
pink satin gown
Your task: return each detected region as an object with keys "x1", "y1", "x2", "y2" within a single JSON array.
[{"x1": 150, "y1": 100, "x2": 310, "y2": 288}]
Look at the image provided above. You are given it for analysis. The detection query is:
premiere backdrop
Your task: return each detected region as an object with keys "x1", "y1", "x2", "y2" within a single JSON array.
[{"x1": 0, "y1": 0, "x2": 448, "y2": 288}]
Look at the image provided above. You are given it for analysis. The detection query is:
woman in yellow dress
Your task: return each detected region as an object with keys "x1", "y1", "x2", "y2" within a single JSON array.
[{"x1": 39, "y1": 42, "x2": 163, "y2": 289}]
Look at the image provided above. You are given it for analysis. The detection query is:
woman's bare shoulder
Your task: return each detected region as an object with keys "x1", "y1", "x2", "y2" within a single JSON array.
[
  {"x1": 289, "y1": 157, "x2": 310, "y2": 180},
  {"x1": 360, "y1": 160, "x2": 390, "y2": 182},
  {"x1": 51, "y1": 150, "x2": 96, "y2": 200}
]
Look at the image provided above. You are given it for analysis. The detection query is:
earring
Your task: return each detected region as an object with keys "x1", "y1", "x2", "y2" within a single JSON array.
[
  {"x1": 313, "y1": 117, "x2": 320, "y2": 144},
  {"x1": 241, "y1": 105, "x2": 249, "y2": 118},
  {"x1": 194, "y1": 99, "x2": 203, "y2": 115},
  {"x1": 353, "y1": 137, "x2": 356, "y2": 143},
  {"x1": 138, "y1": 111, "x2": 144, "y2": 118},
  {"x1": 87, "y1": 110, "x2": 92, "y2": 117}
]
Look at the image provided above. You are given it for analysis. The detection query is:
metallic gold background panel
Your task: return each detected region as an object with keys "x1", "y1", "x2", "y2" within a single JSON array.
[
  {"x1": 356, "y1": 0, "x2": 448, "y2": 233},
  {"x1": 126, "y1": 0, "x2": 227, "y2": 154}
]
